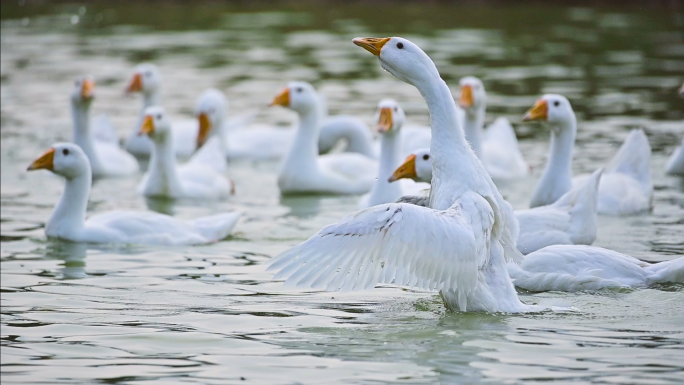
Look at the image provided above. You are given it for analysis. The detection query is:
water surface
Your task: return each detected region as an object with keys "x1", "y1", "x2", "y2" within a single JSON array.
[{"x1": 2, "y1": 2, "x2": 684, "y2": 384}]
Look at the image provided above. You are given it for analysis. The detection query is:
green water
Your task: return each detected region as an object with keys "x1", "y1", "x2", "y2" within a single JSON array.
[{"x1": 1, "y1": 2, "x2": 683, "y2": 384}]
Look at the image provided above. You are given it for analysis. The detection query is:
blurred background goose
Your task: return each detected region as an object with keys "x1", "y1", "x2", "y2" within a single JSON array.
[
  {"x1": 270, "y1": 81, "x2": 377, "y2": 195},
  {"x1": 138, "y1": 106, "x2": 234, "y2": 200},
  {"x1": 524, "y1": 94, "x2": 652, "y2": 215},
  {"x1": 70, "y1": 76, "x2": 139, "y2": 178}
]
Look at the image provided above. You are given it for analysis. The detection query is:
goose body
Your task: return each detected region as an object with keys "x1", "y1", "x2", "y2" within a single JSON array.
[
  {"x1": 516, "y1": 168, "x2": 601, "y2": 255},
  {"x1": 70, "y1": 77, "x2": 139, "y2": 178},
  {"x1": 269, "y1": 37, "x2": 534, "y2": 313},
  {"x1": 665, "y1": 137, "x2": 684, "y2": 176},
  {"x1": 508, "y1": 245, "x2": 684, "y2": 292},
  {"x1": 525, "y1": 95, "x2": 652, "y2": 215},
  {"x1": 138, "y1": 106, "x2": 233, "y2": 200},
  {"x1": 359, "y1": 99, "x2": 429, "y2": 208},
  {"x1": 270, "y1": 82, "x2": 377, "y2": 195},
  {"x1": 458, "y1": 77, "x2": 530, "y2": 180},
  {"x1": 27, "y1": 143, "x2": 240, "y2": 245}
]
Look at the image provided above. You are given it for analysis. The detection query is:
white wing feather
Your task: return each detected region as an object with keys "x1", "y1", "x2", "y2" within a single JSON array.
[{"x1": 268, "y1": 191, "x2": 494, "y2": 295}]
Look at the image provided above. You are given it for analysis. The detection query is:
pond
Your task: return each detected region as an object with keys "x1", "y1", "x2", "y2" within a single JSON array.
[{"x1": 1, "y1": 2, "x2": 683, "y2": 383}]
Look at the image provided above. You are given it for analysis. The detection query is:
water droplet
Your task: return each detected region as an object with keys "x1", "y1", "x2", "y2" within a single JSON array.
[
  {"x1": 79, "y1": 6, "x2": 86, "y2": 16},
  {"x1": 70, "y1": 15, "x2": 79, "y2": 25}
]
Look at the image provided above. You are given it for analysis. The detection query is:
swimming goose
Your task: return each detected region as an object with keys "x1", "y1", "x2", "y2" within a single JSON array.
[
  {"x1": 70, "y1": 76, "x2": 139, "y2": 178},
  {"x1": 227, "y1": 98, "x2": 375, "y2": 161},
  {"x1": 390, "y1": 151, "x2": 602, "y2": 254},
  {"x1": 27, "y1": 143, "x2": 240, "y2": 245},
  {"x1": 508, "y1": 245, "x2": 684, "y2": 291},
  {"x1": 124, "y1": 64, "x2": 198, "y2": 158},
  {"x1": 458, "y1": 76, "x2": 530, "y2": 180},
  {"x1": 665, "y1": 137, "x2": 684, "y2": 176},
  {"x1": 524, "y1": 95, "x2": 653, "y2": 215},
  {"x1": 270, "y1": 81, "x2": 378, "y2": 195},
  {"x1": 138, "y1": 106, "x2": 234, "y2": 200},
  {"x1": 359, "y1": 99, "x2": 429, "y2": 208},
  {"x1": 268, "y1": 37, "x2": 537, "y2": 313}
]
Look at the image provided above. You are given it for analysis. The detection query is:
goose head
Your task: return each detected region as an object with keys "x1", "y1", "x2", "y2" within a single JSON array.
[
  {"x1": 375, "y1": 98, "x2": 406, "y2": 134},
  {"x1": 71, "y1": 76, "x2": 95, "y2": 107},
  {"x1": 523, "y1": 94, "x2": 575, "y2": 132},
  {"x1": 195, "y1": 88, "x2": 228, "y2": 147},
  {"x1": 352, "y1": 37, "x2": 438, "y2": 86},
  {"x1": 126, "y1": 63, "x2": 161, "y2": 95},
  {"x1": 138, "y1": 106, "x2": 172, "y2": 141},
  {"x1": 270, "y1": 81, "x2": 320, "y2": 115},
  {"x1": 388, "y1": 149, "x2": 432, "y2": 183},
  {"x1": 458, "y1": 76, "x2": 486, "y2": 115},
  {"x1": 27, "y1": 143, "x2": 90, "y2": 179}
]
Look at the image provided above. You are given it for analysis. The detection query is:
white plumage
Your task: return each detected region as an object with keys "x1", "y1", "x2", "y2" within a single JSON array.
[
  {"x1": 508, "y1": 245, "x2": 684, "y2": 291},
  {"x1": 27, "y1": 143, "x2": 240, "y2": 245}
]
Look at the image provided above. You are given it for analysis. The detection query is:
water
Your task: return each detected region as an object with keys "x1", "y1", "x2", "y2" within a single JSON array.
[{"x1": 2, "y1": 2, "x2": 684, "y2": 383}]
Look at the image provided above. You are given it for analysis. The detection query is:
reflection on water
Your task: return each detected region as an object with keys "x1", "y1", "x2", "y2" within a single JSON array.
[{"x1": 2, "y1": 1, "x2": 684, "y2": 384}]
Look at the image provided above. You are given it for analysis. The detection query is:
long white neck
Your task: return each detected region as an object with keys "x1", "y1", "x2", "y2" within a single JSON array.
[
  {"x1": 280, "y1": 106, "x2": 321, "y2": 177},
  {"x1": 368, "y1": 130, "x2": 403, "y2": 202},
  {"x1": 530, "y1": 117, "x2": 576, "y2": 207},
  {"x1": 47, "y1": 170, "x2": 91, "y2": 236},
  {"x1": 71, "y1": 102, "x2": 102, "y2": 173},
  {"x1": 414, "y1": 75, "x2": 475, "y2": 210},
  {"x1": 146, "y1": 132, "x2": 183, "y2": 196},
  {"x1": 463, "y1": 107, "x2": 485, "y2": 157}
]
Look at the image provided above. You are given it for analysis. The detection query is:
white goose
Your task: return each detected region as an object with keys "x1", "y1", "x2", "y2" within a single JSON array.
[
  {"x1": 458, "y1": 76, "x2": 530, "y2": 180},
  {"x1": 508, "y1": 245, "x2": 684, "y2": 291},
  {"x1": 359, "y1": 99, "x2": 429, "y2": 208},
  {"x1": 70, "y1": 76, "x2": 139, "y2": 178},
  {"x1": 268, "y1": 36, "x2": 537, "y2": 313},
  {"x1": 270, "y1": 81, "x2": 378, "y2": 195},
  {"x1": 124, "y1": 64, "x2": 198, "y2": 158},
  {"x1": 227, "y1": 98, "x2": 376, "y2": 161},
  {"x1": 27, "y1": 143, "x2": 240, "y2": 245},
  {"x1": 390, "y1": 151, "x2": 602, "y2": 254},
  {"x1": 524, "y1": 95, "x2": 653, "y2": 215},
  {"x1": 665, "y1": 137, "x2": 684, "y2": 176},
  {"x1": 138, "y1": 106, "x2": 234, "y2": 200}
]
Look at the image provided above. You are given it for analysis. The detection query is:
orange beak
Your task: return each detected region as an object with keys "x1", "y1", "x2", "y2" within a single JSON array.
[
  {"x1": 27, "y1": 148, "x2": 55, "y2": 171},
  {"x1": 270, "y1": 88, "x2": 290, "y2": 107},
  {"x1": 81, "y1": 79, "x2": 95, "y2": 99},
  {"x1": 377, "y1": 108, "x2": 393, "y2": 133},
  {"x1": 139, "y1": 115, "x2": 155, "y2": 136},
  {"x1": 352, "y1": 37, "x2": 391, "y2": 56},
  {"x1": 197, "y1": 113, "x2": 211, "y2": 148},
  {"x1": 126, "y1": 73, "x2": 143, "y2": 93},
  {"x1": 459, "y1": 85, "x2": 473, "y2": 108},
  {"x1": 523, "y1": 99, "x2": 548, "y2": 122},
  {"x1": 389, "y1": 154, "x2": 417, "y2": 182}
]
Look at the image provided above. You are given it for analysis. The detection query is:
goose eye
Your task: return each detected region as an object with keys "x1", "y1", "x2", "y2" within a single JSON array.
[
  {"x1": 553, "y1": 101, "x2": 560, "y2": 107},
  {"x1": 296, "y1": 87, "x2": 303, "y2": 93},
  {"x1": 394, "y1": 107, "x2": 398, "y2": 112},
  {"x1": 208, "y1": 107, "x2": 215, "y2": 114},
  {"x1": 63, "y1": 148, "x2": 70, "y2": 156},
  {"x1": 156, "y1": 114, "x2": 162, "y2": 120},
  {"x1": 422, "y1": 154, "x2": 430, "y2": 161},
  {"x1": 144, "y1": 71, "x2": 151, "y2": 77},
  {"x1": 396, "y1": 42, "x2": 404, "y2": 49}
]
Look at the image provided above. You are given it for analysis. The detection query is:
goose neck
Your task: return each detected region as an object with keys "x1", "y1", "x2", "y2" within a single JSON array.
[
  {"x1": 71, "y1": 102, "x2": 100, "y2": 170},
  {"x1": 47, "y1": 171, "x2": 91, "y2": 234},
  {"x1": 463, "y1": 108, "x2": 485, "y2": 156},
  {"x1": 543, "y1": 119, "x2": 576, "y2": 185},
  {"x1": 282, "y1": 107, "x2": 321, "y2": 174},
  {"x1": 148, "y1": 133, "x2": 183, "y2": 193}
]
